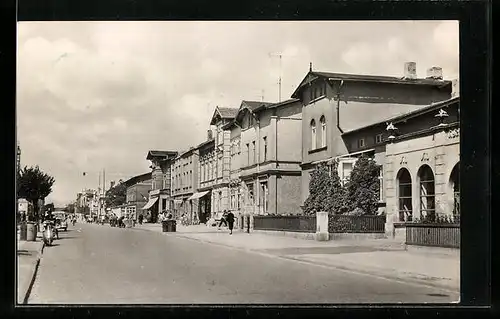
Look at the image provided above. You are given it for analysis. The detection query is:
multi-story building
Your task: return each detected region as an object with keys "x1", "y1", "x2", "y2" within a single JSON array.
[
  {"x1": 171, "y1": 147, "x2": 199, "y2": 221},
  {"x1": 195, "y1": 131, "x2": 215, "y2": 223},
  {"x1": 206, "y1": 106, "x2": 239, "y2": 220},
  {"x1": 223, "y1": 116, "x2": 243, "y2": 227},
  {"x1": 229, "y1": 99, "x2": 303, "y2": 229},
  {"x1": 119, "y1": 172, "x2": 152, "y2": 221},
  {"x1": 144, "y1": 150, "x2": 178, "y2": 222},
  {"x1": 292, "y1": 63, "x2": 453, "y2": 205}
]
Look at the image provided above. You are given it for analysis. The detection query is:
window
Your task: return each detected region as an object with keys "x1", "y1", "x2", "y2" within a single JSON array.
[
  {"x1": 358, "y1": 138, "x2": 365, "y2": 148},
  {"x1": 252, "y1": 141, "x2": 256, "y2": 165},
  {"x1": 397, "y1": 168, "x2": 412, "y2": 222},
  {"x1": 450, "y1": 163, "x2": 460, "y2": 218},
  {"x1": 315, "y1": 87, "x2": 319, "y2": 99},
  {"x1": 376, "y1": 134, "x2": 383, "y2": 144},
  {"x1": 263, "y1": 136, "x2": 268, "y2": 162},
  {"x1": 231, "y1": 193, "x2": 236, "y2": 209},
  {"x1": 246, "y1": 143, "x2": 250, "y2": 166},
  {"x1": 247, "y1": 183, "x2": 254, "y2": 205},
  {"x1": 309, "y1": 87, "x2": 313, "y2": 101},
  {"x1": 379, "y1": 165, "x2": 384, "y2": 201},
  {"x1": 340, "y1": 161, "x2": 354, "y2": 185},
  {"x1": 311, "y1": 119, "x2": 317, "y2": 150},
  {"x1": 162, "y1": 198, "x2": 168, "y2": 211},
  {"x1": 320, "y1": 116, "x2": 326, "y2": 148},
  {"x1": 419, "y1": 165, "x2": 436, "y2": 221},
  {"x1": 260, "y1": 181, "x2": 269, "y2": 214},
  {"x1": 237, "y1": 191, "x2": 241, "y2": 210}
]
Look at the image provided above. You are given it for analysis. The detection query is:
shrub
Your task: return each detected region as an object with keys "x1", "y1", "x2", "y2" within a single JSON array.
[
  {"x1": 345, "y1": 155, "x2": 380, "y2": 215},
  {"x1": 303, "y1": 163, "x2": 332, "y2": 216}
]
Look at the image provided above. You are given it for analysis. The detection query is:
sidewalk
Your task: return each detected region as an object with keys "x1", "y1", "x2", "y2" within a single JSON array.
[{"x1": 17, "y1": 231, "x2": 44, "y2": 304}]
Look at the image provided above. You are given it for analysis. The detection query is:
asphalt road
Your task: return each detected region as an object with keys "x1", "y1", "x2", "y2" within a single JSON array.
[{"x1": 28, "y1": 223, "x2": 459, "y2": 304}]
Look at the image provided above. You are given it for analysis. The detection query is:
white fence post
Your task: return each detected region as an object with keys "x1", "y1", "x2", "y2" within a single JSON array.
[{"x1": 316, "y1": 211, "x2": 329, "y2": 241}]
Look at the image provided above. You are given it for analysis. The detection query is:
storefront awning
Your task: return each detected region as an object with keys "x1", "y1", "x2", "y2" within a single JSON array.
[
  {"x1": 142, "y1": 197, "x2": 158, "y2": 210},
  {"x1": 188, "y1": 191, "x2": 209, "y2": 201}
]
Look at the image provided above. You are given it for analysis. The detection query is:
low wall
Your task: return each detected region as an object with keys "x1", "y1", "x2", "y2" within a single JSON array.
[
  {"x1": 251, "y1": 229, "x2": 316, "y2": 240},
  {"x1": 251, "y1": 229, "x2": 387, "y2": 241}
]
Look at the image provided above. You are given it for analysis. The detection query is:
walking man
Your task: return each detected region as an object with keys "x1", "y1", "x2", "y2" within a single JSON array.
[
  {"x1": 226, "y1": 210, "x2": 235, "y2": 235},
  {"x1": 218, "y1": 211, "x2": 228, "y2": 229}
]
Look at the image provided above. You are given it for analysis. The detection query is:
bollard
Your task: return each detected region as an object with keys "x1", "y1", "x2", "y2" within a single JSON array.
[{"x1": 315, "y1": 211, "x2": 329, "y2": 241}]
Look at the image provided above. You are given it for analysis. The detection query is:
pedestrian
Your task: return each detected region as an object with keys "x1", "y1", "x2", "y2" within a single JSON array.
[
  {"x1": 226, "y1": 210, "x2": 235, "y2": 235},
  {"x1": 218, "y1": 211, "x2": 228, "y2": 229},
  {"x1": 138, "y1": 214, "x2": 143, "y2": 225}
]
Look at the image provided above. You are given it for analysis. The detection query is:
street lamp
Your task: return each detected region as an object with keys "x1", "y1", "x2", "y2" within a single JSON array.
[
  {"x1": 386, "y1": 122, "x2": 398, "y2": 141},
  {"x1": 435, "y1": 108, "x2": 449, "y2": 127}
]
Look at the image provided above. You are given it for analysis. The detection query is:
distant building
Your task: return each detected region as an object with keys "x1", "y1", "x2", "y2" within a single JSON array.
[
  {"x1": 206, "y1": 106, "x2": 239, "y2": 220},
  {"x1": 145, "y1": 150, "x2": 178, "y2": 222},
  {"x1": 171, "y1": 147, "x2": 199, "y2": 221},
  {"x1": 195, "y1": 134, "x2": 215, "y2": 223},
  {"x1": 119, "y1": 172, "x2": 153, "y2": 221}
]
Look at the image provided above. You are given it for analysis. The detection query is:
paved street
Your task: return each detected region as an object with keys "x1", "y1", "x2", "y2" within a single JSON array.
[{"x1": 28, "y1": 223, "x2": 458, "y2": 304}]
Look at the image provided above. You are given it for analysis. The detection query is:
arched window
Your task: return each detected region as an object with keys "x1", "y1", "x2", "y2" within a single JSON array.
[
  {"x1": 450, "y1": 162, "x2": 460, "y2": 219},
  {"x1": 311, "y1": 119, "x2": 317, "y2": 149},
  {"x1": 418, "y1": 165, "x2": 436, "y2": 221},
  {"x1": 320, "y1": 116, "x2": 326, "y2": 148},
  {"x1": 397, "y1": 168, "x2": 412, "y2": 222}
]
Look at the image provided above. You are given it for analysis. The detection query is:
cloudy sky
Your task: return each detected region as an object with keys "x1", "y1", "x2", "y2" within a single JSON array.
[{"x1": 16, "y1": 20, "x2": 459, "y2": 206}]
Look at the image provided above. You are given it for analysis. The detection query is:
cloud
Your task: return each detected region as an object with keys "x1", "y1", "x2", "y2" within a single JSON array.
[{"x1": 16, "y1": 21, "x2": 459, "y2": 206}]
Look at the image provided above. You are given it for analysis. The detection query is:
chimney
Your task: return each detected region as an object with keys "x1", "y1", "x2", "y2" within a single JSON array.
[
  {"x1": 451, "y1": 78, "x2": 459, "y2": 97},
  {"x1": 426, "y1": 66, "x2": 443, "y2": 80},
  {"x1": 207, "y1": 129, "x2": 213, "y2": 140},
  {"x1": 404, "y1": 62, "x2": 417, "y2": 80}
]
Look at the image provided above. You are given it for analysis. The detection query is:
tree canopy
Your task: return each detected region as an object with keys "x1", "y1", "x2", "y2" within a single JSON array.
[
  {"x1": 105, "y1": 181, "x2": 127, "y2": 208},
  {"x1": 17, "y1": 165, "x2": 55, "y2": 221}
]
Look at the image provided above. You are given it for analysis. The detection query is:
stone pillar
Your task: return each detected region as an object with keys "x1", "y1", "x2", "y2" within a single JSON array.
[{"x1": 315, "y1": 211, "x2": 329, "y2": 241}]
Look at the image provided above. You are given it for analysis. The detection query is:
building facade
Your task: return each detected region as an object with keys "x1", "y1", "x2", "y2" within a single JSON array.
[
  {"x1": 171, "y1": 147, "x2": 199, "y2": 221},
  {"x1": 123, "y1": 172, "x2": 152, "y2": 221},
  {"x1": 382, "y1": 98, "x2": 460, "y2": 238},
  {"x1": 144, "y1": 150, "x2": 178, "y2": 222},
  {"x1": 227, "y1": 99, "x2": 304, "y2": 229},
  {"x1": 195, "y1": 133, "x2": 215, "y2": 223},
  {"x1": 292, "y1": 63, "x2": 453, "y2": 205},
  {"x1": 207, "y1": 106, "x2": 239, "y2": 220}
]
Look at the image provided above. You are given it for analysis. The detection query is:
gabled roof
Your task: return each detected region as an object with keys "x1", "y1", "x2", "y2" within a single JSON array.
[
  {"x1": 342, "y1": 96, "x2": 459, "y2": 135},
  {"x1": 253, "y1": 98, "x2": 300, "y2": 113},
  {"x1": 210, "y1": 106, "x2": 239, "y2": 125},
  {"x1": 291, "y1": 70, "x2": 452, "y2": 99},
  {"x1": 146, "y1": 150, "x2": 178, "y2": 160},
  {"x1": 240, "y1": 100, "x2": 274, "y2": 111}
]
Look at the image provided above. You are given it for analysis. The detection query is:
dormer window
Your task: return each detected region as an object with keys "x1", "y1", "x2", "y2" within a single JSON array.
[
  {"x1": 358, "y1": 138, "x2": 365, "y2": 148},
  {"x1": 376, "y1": 134, "x2": 383, "y2": 144}
]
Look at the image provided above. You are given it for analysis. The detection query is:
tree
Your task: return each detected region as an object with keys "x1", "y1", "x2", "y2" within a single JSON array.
[
  {"x1": 326, "y1": 160, "x2": 349, "y2": 215},
  {"x1": 303, "y1": 163, "x2": 332, "y2": 215},
  {"x1": 105, "y1": 181, "x2": 127, "y2": 208},
  {"x1": 17, "y1": 165, "x2": 55, "y2": 222},
  {"x1": 345, "y1": 155, "x2": 381, "y2": 215}
]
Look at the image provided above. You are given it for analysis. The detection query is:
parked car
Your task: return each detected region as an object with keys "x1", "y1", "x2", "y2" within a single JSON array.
[
  {"x1": 55, "y1": 217, "x2": 68, "y2": 232},
  {"x1": 52, "y1": 211, "x2": 68, "y2": 231}
]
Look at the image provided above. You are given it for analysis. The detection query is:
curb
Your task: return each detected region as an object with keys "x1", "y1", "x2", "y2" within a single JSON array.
[
  {"x1": 169, "y1": 233, "x2": 459, "y2": 294},
  {"x1": 22, "y1": 239, "x2": 44, "y2": 304}
]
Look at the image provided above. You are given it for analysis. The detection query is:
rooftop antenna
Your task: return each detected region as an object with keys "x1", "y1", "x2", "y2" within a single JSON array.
[{"x1": 269, "y1": 52, "x2": 283, "y2": 102}]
